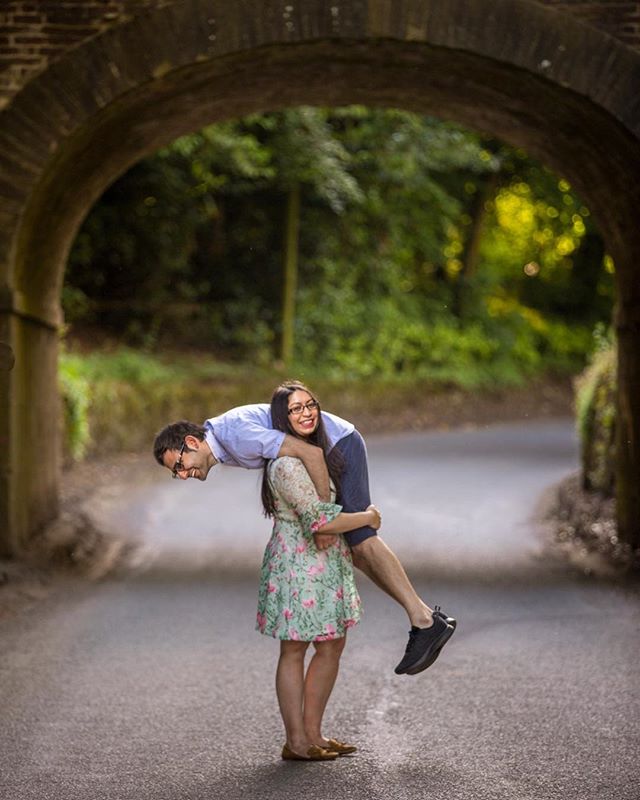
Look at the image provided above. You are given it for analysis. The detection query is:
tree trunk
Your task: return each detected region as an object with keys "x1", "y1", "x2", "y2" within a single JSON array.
[
  {"x1": 281, "y1": 183, "x2": 300, "y2": 368},
  {"x1": 453, "y1": 171, "x2": 499, "y2": 319}
]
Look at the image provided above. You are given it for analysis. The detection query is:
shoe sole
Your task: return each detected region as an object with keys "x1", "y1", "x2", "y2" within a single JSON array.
[
  {"x1": 404, "y1": 623, "x2": 455, "y2": 676},
  {"x1": 414, "y1": 616, "x2": 457, "y2": 672},
  {"x1": 282, "y1": 749, "x2": 339, "y2": 761}
]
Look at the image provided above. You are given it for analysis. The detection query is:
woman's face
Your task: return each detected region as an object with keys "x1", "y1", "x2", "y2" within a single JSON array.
[{"x1": 287, "y1": 389, "x2": 320, "y2": 437}]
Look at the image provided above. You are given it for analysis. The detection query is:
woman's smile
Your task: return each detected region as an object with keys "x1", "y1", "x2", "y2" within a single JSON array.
[{"x1": 287, "y1": 390, "x2": 320, "y2": 437}]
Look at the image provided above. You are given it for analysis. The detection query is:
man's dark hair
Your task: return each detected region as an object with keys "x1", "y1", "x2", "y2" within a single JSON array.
[
  {"x1": 153, "y1": 421, "x2": 206, "y2": 465},
  {"x1": 261, "y1": 381, "x2": 343, "y2": 517}
]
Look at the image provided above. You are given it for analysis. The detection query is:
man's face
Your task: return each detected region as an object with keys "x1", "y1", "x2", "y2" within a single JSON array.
[{"x1": 162, "y1": 436, "x2": 213, "y2": 481}]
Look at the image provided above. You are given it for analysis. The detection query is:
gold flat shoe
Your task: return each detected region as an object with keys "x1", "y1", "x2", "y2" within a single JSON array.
[
  {"x1": 324, "y1": 738, "x2": 357, "y2": 755},
  {"x1": 282, "y1": 744, "x2": 338, "y2": 761}
]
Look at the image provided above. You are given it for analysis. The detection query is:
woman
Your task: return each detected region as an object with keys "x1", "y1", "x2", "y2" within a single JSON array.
[{"x1": 257, "y1": 381, "x2": 381, "y2": 761}]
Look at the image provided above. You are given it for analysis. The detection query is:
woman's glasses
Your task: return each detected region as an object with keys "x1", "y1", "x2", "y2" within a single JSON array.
[{"x1": 287, "y1": 400, "x2": 319, "y2": 416}]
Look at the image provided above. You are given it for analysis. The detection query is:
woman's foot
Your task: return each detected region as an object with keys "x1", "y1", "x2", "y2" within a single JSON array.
[
  {"x1": 317, "y1": 737, "x2": 357, "y2": 755},
  {"x1": 282, "y1": 743, "x2": 338, "y2": 761}
]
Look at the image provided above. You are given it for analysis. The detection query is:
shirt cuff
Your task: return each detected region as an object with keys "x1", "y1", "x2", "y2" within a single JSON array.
[{"x1": 261, "y1": 429, "x2": 286, "y2": 460}]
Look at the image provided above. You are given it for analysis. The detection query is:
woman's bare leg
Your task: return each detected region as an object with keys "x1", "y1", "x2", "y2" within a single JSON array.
[
  {"x1": 276, "y1": 640, "x2": 311, "y2": 755},
  {"x1": 303, "y1": 636, "x2": 347, "y2": 747}
]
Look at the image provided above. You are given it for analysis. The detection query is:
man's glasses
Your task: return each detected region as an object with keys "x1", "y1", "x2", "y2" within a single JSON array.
[
  {"x1": 172, "y1": 441, "x2": 187, "y2": 479},
  {"x1": 287, "y1": 400, "x2": 319, "y2": 416}
]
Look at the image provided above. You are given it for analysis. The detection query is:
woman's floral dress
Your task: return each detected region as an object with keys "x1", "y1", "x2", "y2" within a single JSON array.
[{"x1": 256, "y1": 456, "x2": 362, "y2": 641}]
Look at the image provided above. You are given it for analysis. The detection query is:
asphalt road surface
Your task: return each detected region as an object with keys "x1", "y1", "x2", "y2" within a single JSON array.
[{"x1": 1, "y1": 421, "x2": 638, "y2": 800}]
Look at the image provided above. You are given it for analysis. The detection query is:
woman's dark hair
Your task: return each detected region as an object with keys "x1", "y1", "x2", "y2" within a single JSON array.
[{"x1": 261, "y1": 381, "x2": 344, "y2": 517}]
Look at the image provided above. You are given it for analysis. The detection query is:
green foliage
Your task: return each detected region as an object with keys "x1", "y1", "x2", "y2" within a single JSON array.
[
  {"x1": 74, "y1": 348, "x2": 177, "y2": 384},
  {"x1": 56, "y1": 349, "x2": 320, "y2": 457},
  {"x1": 480, "y1": 175, "x2": 613, "y2": 323},
  {"x1": 65, "y1": 106, "x2": 613, "y2": 380},
  {"x1": 59, "y1": 352, "x2": 91, "y2": 461},
  {"x1": 296, "y1": 282, "x2": 592, "y2": 385},
  {"x1": 575, "y1": 338, "x2": 616, "y2": 494},
  {"x1": 60, "y1": 346, "x2": 568, "y2": 461}
]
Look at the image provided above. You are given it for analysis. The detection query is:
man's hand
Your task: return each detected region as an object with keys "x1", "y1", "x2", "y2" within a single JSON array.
[{"x1": 313, "y1": 532, "x2": 338, "y2": 550}]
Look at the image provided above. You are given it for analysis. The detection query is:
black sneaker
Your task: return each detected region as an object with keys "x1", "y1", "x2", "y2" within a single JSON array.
[
  {"x1": 434, "y1": 605, "x2": 457, "y2": 630},
  {"x1": 394, "y1": 615, "x2": 455, "y2": 676},
  {"x1": 411, "y1": 606, "x2": 457, "y2": 673}
]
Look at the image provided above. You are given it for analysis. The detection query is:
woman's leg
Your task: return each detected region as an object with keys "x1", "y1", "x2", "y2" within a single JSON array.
[
  {"x1": 276, "y1": 640, "x2": 311, "y2": 754},
  {"x1": 303, "y1": 636, "x2": 347, "y2": 747}
]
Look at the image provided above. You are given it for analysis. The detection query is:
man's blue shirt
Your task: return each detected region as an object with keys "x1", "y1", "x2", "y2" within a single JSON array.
[{"x1": 203, "y1": 404, "x2": 354, "y2": 468}]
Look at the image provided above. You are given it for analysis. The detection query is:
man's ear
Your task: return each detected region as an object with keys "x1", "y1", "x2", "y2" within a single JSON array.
[{"x1": 184, "y1": 434, "x2": 201, "y2": 450}]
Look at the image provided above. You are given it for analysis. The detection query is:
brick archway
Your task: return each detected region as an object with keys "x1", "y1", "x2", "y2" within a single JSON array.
[{"x1": 1, "y1": 0, "x2": 639, "y2": 554}]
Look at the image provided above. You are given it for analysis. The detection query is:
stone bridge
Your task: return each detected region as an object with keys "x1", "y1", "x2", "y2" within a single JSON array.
[{"x1": 1, "y1": 0, "x2": 639, "y2": 556}]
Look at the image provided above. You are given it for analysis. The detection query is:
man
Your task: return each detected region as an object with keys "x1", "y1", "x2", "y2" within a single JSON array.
[{"x1": 153, "y1": 398, "x2": 456, "y2": 675}]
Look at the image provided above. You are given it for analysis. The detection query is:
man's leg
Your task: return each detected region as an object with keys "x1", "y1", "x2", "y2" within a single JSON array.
[
  {"x1": 333, "y1": 431, "x2": 455, "y2": 674},
  {"x1": 333, "y1": 431, "x2": 431, "y2": 626},
  {"x1": 351, "y1": 535, "x2": 432, "y2": 627}
]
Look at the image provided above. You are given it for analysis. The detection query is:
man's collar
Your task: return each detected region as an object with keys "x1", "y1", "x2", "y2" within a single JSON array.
[{"x1": 204, "y1": 426, "x2": 227, "y2": 464}]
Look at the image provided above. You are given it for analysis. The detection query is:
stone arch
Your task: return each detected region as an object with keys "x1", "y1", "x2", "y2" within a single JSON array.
[{"x1": 1, "y1": 0, "x2": 639, "y2": 554}]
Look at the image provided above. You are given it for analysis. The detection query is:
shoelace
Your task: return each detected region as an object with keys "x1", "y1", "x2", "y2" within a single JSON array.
[
  {"x1": 404, "y1": 607, "x2": 445, "y2": 655},
  {"x1": 403, "y1": 628, "x2": 419, "y2": 654}
]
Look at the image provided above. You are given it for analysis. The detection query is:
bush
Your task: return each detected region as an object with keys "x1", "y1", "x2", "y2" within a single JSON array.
[
  {"x1": 296, "y1": 288, "x2": 592, "y2": 387},
  {"x1": 575, "y1": 344, "x2": 616, "y2": 494},
  {"x1": 58, "y1": 344, "x2": 577, "y2": 463},
  {"x1": 59, "y1": 353, "x2": 91, "y2": 461},
  {"x1": 58, "y1": 348, "x2": 285, "y2": 458}
]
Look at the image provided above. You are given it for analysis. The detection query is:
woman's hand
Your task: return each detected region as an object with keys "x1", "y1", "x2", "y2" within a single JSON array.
[
  {"x1": 366, "y1": 504, "x2": 382, "y2": 530},
  {"x1": 313, "y1": 532, "x2": 338, "y2": 550}
]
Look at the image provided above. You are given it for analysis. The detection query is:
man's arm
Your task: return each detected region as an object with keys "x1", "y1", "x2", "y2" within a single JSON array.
[{"x1": 277, "y1": 435, "x2": 331, "y2": 502}]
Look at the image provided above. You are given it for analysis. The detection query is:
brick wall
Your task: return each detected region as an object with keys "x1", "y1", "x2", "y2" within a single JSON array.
[
  {"x1": 1, "y1": 1, "x2": 639, "y2": 110},
  {"x1": 0, "y1": 1, "x2": 169, "y2": 107},
  {"x1": 538, "y1": 1, "x2": 640, "y2": 47}
]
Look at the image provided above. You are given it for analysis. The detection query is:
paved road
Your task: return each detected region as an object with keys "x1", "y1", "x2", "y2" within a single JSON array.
[
  {"x1": 97, "y1": 419, "x2": 582, "y2": 578},
  {"x1": 1, "y1": 421, "x2": 639, "y2": 799}
]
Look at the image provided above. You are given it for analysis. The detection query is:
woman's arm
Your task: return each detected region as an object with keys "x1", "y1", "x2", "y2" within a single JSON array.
[
  {"x1": 270, "y1": 458, "x2": 381, "y2": 548},
  {"x1": 320, "y1": 504, "x2": 381, "y2": 535},
  {"x1": 277, "y1": 434, "x2": 331, "y2": 502}
]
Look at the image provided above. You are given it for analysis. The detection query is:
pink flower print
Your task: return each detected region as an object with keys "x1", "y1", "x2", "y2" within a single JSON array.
[
  {"x1": 307, "y1": 561, "x2": 326, "y2": 577},
  {"x1": 295, "y1": 541, "x2": 307, "y2": 554},
  {"x1": 288, "y1": 628, "x2": 300, "y2": 641},
  {"x1": 267, "y1": 581, "x2": 277, "y2": 594},
  {"x1": 289, "y1": 570, "x2": 297, "y2": 580},
  {"x1": 292, "y1": 590, "x2": 299, "y2": 599},
  {"x1": 324, "y1": 623, "x2": 337, "y2": 637},
  {"x1": 283, "y1": 608, "x2": 294, "y2": 620},
  {"x1": 310, "y1": 513, "x2": 328, "y2": 533},
  {"x1": 281, "y1": 543, "x2": 289, "y2": 554},
  {"x1": 335, "y1": 587, "x2": 344, "y2": 600},
  {"x1": 343, "y1": 618, "x2": 357, "y2": 629},
  {"x1": 302, "y1": 598, "x2": 316, "y2": 609},
  {"x1": 314, "y1": 633, "x2": 335, "y2": 642},
  {"x1": 256, "y1": 612, "x2": 266, "y2": 632}
]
